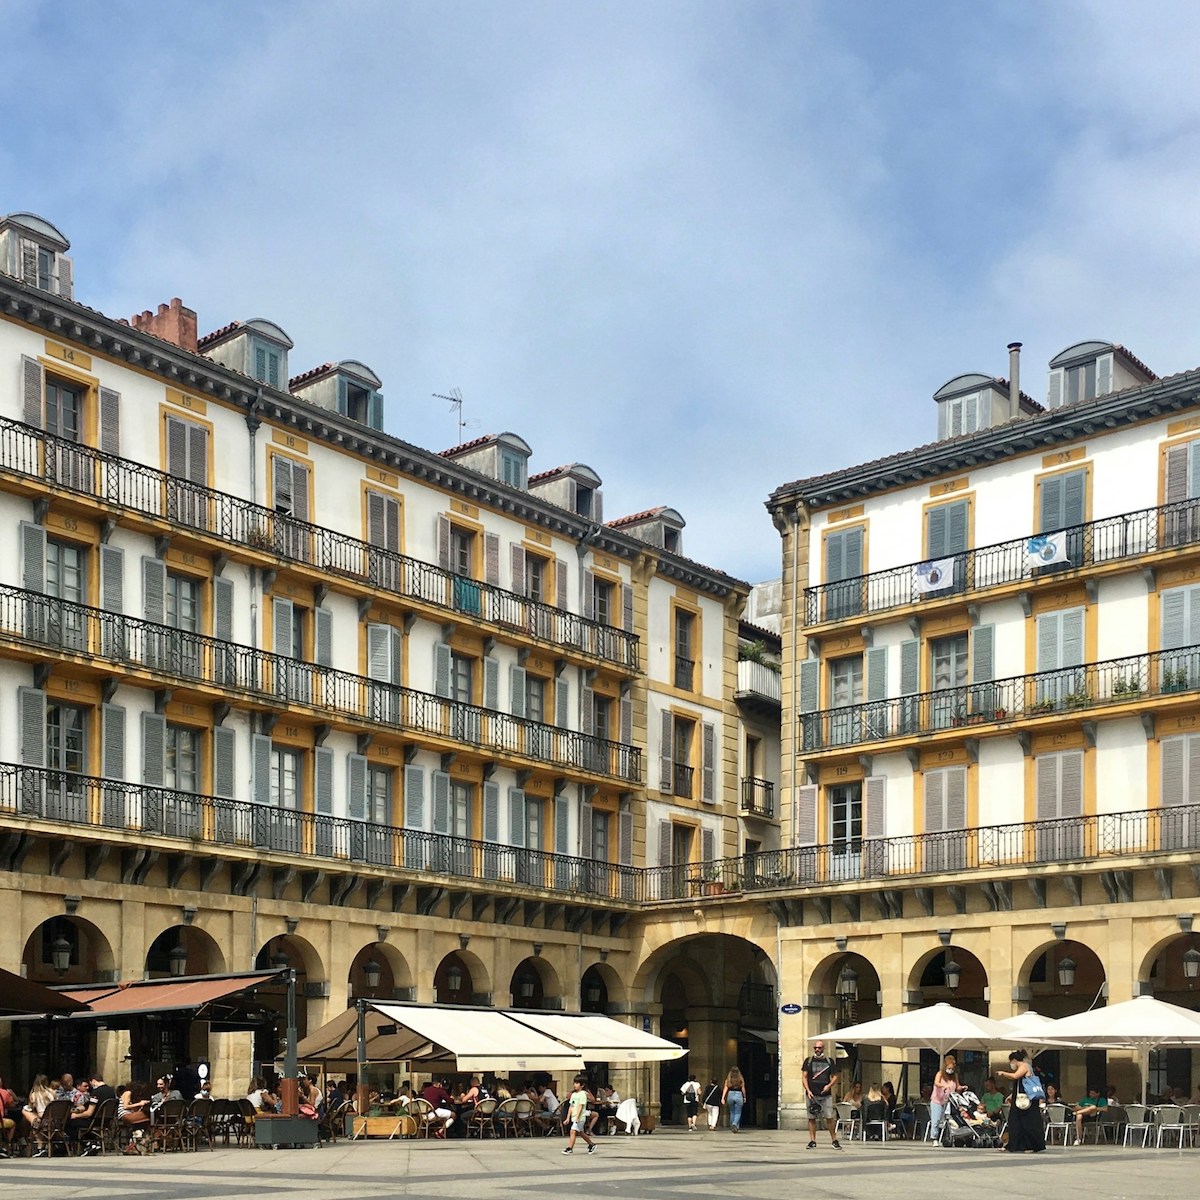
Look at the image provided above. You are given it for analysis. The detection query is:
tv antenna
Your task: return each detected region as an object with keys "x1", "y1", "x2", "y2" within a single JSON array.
[{"x1": 434, "y1": 388, "x2": 475, "y2": 443}]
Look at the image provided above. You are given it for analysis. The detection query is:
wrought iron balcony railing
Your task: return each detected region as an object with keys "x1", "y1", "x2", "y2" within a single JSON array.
[
  {"x1": 674, "y1": 656, "x2": 695, "y2": 691},
  {"x1": 804, "y1": 496, "x2": 1200, "y2": 626},
  {"x1": 642, "y1": 800, "x2": 1200, "y2": 900},
  {"x1": 672, "y1": 763, "x2": 694, "y2": 798},
  {"x1": 0, "y1": 762, "x2": 639, "y2": 902},
  {"x1": 800, "y1": 643, "x2": 1200, "y2": 753},
  {"x1": 0, "y1": 416, "x2": 638, "y2": 670},
  {"x1": 740, "y1": 776, "x2": 775, "y2": 818},
  {"x1": 0, "y1": 585, "x2": 641, "y2": 783}
]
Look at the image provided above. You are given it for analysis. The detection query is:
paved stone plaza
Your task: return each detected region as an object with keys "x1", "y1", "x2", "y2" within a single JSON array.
[{"x1": 1, "y1": 1129, "x2": 1193, "y2": 1199}]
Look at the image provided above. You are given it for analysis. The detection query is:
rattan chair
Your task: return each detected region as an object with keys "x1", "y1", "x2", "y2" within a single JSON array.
[
  {"x1": 466, "y1": 1098, "x2": 498, "y2": 1138},
  {"x1": 154, "y1": 1099, "x2": 189, "y2": 1153},
  {"x1": 76, "y1": 1097, "x2": 117, "y2": 1156},
  {"x1": 406, "y1": 1097, "x2": 437, "y2": 1138},
  {"x1": 31, "y1": 1099, "x2": 73, "y2": 1158}
]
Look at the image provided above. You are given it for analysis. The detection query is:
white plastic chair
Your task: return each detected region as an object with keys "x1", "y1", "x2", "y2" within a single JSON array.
[
  {"x1": 834, "y1": 1102, "x2": 860, "y2": 1141},
  {"x1": 1043, "y1": 1102, "x2": 1072, "y2": 1147},
  {"x1": 1121, "y1": 1104, "x2": 1152, "y2": 1147},
  {"x1": 1155, "y1": 1104, "x2": 1188, "y2": 1148}
]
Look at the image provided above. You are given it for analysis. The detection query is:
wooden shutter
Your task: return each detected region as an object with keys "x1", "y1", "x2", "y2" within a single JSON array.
[
  {"x1": 620, "y1": 695, "x2": 632, "y2": 744},
  {"x1": 1062, "y1": 470, "x2": 1085, "y2": 528},
  {"x1": 864, "y1": 775, "x2": 886, "y2": 839},
  {"x1": 314, "y1": 746, "x2": 334, "y2": 815},
  {"x1": 659, "y1": 710, "x2": 674, "y2": 791},
  {"x1": 315, "y1": 607, "x2": 333, "y2": 668},
  {"x1": 432, "y1": 771, "x2": 451, "y2": 834},
  {"x1": 291, "y1": 462, "x2": 310, "y2": 523},
  {"x1": 19, "y1": 686, "x2": 45, "y2": 767},
  {"x1": 508, "y1": 788, "x2": 526, "y2": 848},
  {"x1": 1047, "y1": 368, "x2": 1063, "y2": 408},
  {"x1": 827, "y1": 527, "x2": 864, "y2": 581},
  {"x1": 188, "y1": 423, "x2": 208, "y2": 486},
  {"x1": 555, "y1": 676, "x2": 570, "y2": 727},
  {"x1": 347, "y1": 754, "x2": 367, "y2": 820},
  {"x1": 19, "y1": 239, "x2": 38, "y2": 285},
  {"x1": 510, "y1": 666, "x2": 527, "y2": 717},
  {"x1": 404, "y1": 764, "x2": 425, "y2": 828},
  {"x1": 1061, "y1": 608, "x2": 1084, "y2": 667},
  {"x1": 436, "y1": 515, "x2": 451, "y2": 570},
  {"x1": 101, "y1": 704, "x2": 125, "y2": 779},
  {"x1": 22, "y1": 355, "x2": 44, "y2": 428},
  {"x1": 272, "y1": 597, "x2": 294, "y2": 658},
  {"x1": 924, "y1": 769, "x2": 946, "y2": 833},
  {"x1": 1161, "y1": 587, "x2": 1200, "y2": 650},
  {"x1": 251, "y1": 734, "x2": 272, "y2": 806},
  {"x1": 484, "y1": 533, "x2": 500, "y2": 586},
  {"x1": 367, "y1": 624, "x2": 393, "y2": 682},
  {"x1": 99, "y1": 545, "x2": 123, "y2": 613},
  {"x1": 1060, "y1": 750, "x2": 1083, "y2": 818},
  {"x1": 580, "y1": 800, "x2": 593, "y2": 858},
  {"x1": 701, "y1": 721, "x2": 716, "y2": 802},
  {"x1": 794, "y1": 783, "x2": 818, "y2": 846},
  {"x1": 556, "y1": 561, "x2": 569, "y2": 610},
  {"x1": 946, "y1": 766, "x2": 966, "y2": 829},
  {"x1": 657, "y1": 819, "x2": 672, "y2": 867},
  {"x1": 511, "y1": 544, "x2": 527, "y2": 596},
  {"x1": 483, "y1": 781, "x2": 500, "y2": 841},
  {"x1": 1165, "y1": 444, "x2": 1189, "y2": 508},
  {"x1": 580, "y1": 686, "x2": 594, "y2": 736},
  {"x1": 369, "y1": 391, "x2": 383, "y2": 429},
  {"x1": 213, "y1": 727, "x2": 236, "y2": 799},
  {"x1": 433, "y1": 642, "x2": 452, "y2": 697},
  {"x1": 582, "y1": 570, "x2": 595, "y2": 620},
  {"x1": 701, "y1": 827, "x2": 715, "y2": 863},
  {"x1": 555, "y1": 795, "x2": 570, "y2": 856},
  {"x1": 866, "y1": 647, "x2": 887, "y2": 703},
  {"x1": 1040, "y1": 474, "x2": 1064, "y2": 532},
  {"x1": 927, "y1": 501, "x2": 968, "y2": 557},
  {"x1": 1096, "y1": 353, "x2": 1113, "y2": 396},
  {"x1": 142, "y1": 557, "x2": 166, "y2": 624},
  {"x1": 618, "y1": 810, "x2": 633, "y2": 866},
  {"x1": 21, "y1": 521, "x2": 45, "y2": 592},
  {"x1": 273, "y1": 454, "x2": 293, "y2": 513},
  {"x1": 367, "y1": 491, "x2": 399, "y2": 550},
  {"x1": 972, "y1": 625, "x2": 995, "y2": 682},
  {"x1": 622, "y1": 584, "x2": 634, "y2": 631},
  {"x1": 484, "y1": 657, "x2": 499, "y2": 710},
  {"x1": 141, "y1": 712, "x2": 166, "y2": 787},
  {"x1": 799, "y1": 658, "x2": 820, "y2": 711},
  {"x1": 99, "y1": 388, "x2": 121, "y2": 456},
  {"x1": 900, "y1": 640, "x2": 920, "y2": 694}
]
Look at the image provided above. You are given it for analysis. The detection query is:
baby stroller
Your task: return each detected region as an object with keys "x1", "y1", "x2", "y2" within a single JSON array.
[{"x1": 939, "y1": 1090, "x2": 1001, "y2": 1148}]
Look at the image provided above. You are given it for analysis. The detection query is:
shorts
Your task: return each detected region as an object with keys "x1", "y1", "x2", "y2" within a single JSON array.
[
  {"x1": 571, "y1": 1117, "x2": 587, "y2": 1133},
  {"x1": 808, "y1": 1095, "x2": 833, "y2": 1120},
  {"x1": 684, "y1": 1100, "x2": 698, "y2": 1117}
]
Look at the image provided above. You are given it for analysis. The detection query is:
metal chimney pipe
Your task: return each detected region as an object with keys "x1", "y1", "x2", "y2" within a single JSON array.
[{"x1": 1008, "y1": 342, "x2": 1022, "y2": 413}]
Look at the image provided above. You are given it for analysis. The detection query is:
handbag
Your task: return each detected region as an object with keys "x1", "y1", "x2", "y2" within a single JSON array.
[
  {"x1": 1021, "y1": 1075, "x2": 1046, "y2": 1102},
  {"x1": 1014, "y1": 1092, "x2": 1031, "y2": 1110},
  {"x1": 808, "y1": 1098, "x2": 825, "y2": 1117}
]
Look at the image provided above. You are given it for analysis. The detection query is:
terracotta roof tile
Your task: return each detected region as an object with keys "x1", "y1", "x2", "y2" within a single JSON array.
[
  {"x1": 528, "y1": 464, "x2": 572, "y2": 484},
  {"x1": 288, "y1": 362, "x2": 335, "y2": 389},
  {"x1": 608, "y1": 506, "x2": 667, "y2": 528},
  {"x1": 1115, "y1": 344, "x2": 1158, "y2": 380},
  {"x1": 439, "y1": 434, "x2": 496, "y2": 457},
  {"x1": 197, "y1": 320, "x2": 243, "y2": 348}
]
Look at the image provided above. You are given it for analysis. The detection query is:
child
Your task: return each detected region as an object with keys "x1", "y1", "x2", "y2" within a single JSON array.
[{"x1": 562, "y1": 1076, "x2": 596, "y2": 1155}]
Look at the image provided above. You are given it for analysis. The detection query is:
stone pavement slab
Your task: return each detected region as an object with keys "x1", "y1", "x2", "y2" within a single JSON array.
[{"x1": 2, "y1": 1128, "x2": 1193, "y2": 1199}]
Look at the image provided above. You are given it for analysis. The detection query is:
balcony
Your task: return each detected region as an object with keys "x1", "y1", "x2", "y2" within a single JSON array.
[
  {"x1": 672, "y1": 763, "x2": 694, "y2": 798},
  {"x1": 800, "y1": 644, "x2": 1200, "y2": 753},
  {"x1": 0, "y1": 417, "x2": 638, "y2": 671},
  {"x1": 736, "y1": 659, "x2": 781, "y2": 707},
  {"x1": 674, "y1": 656, "x2": 695, "y2": 691},
  {"x1": 0, "y1": 762, "x2": 640, "y2": 902},
  {"x1": 740, "y1": 776, "x2": 775, "y2": 818},
  {"x1": 804, "y1": 496, "x2": 1200, "y2": 627},
  {"x1": 641, "y1": 800, "x2": 1200, "y2": 900},
  {"x1": 0, "y1": 585, "x2": 642, "y2": 784}
]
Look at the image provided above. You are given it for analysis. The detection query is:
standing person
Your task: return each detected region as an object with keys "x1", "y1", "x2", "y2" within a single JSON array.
[
  {"x1": 802, "y1": 1039, "x2": 840, "y2": 1150},
  {"x1": 722, "y1": 1066, "x2": 747, "y2": 1133},
  {"x1": 929, "y1": 1054, "x2": 959, "y2": 1146},
  {"x1": 680, "y1": 1074, "x2": 701, "y2": 1131},
  {"x1": 996, "y1": 1050, "x2": 1045, "y2": 1153},
  {"x1": 562, "y1": 1075, "x2": 596, "y2": 1155},
  {"x1": 702, "y1": 1078, "x2": 721, "y2": 1131}
]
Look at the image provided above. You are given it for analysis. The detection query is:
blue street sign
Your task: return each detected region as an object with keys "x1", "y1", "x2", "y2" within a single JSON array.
[{"x1": 779, "y1": 1003, "x2": 802, "y2": 1015}]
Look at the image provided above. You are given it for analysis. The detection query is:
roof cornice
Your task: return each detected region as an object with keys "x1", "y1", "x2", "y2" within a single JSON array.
[{"x1": 768, "y1": 368, "x2": 1200, "y2": 512}]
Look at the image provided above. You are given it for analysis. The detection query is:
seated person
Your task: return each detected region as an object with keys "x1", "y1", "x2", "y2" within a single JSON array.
[
  {"x1": 457, "y1": 1076, "x2": 485, "y2": 1107},
  {"x1": 65, "y1": 1079, "x2": 97, "y2": 1151},
  {"x1": 1073, "y1": 1087, "x2": 1107, "y2": 1144},
  {"x1": 1045, "y1": 1083, "x2": 1061, "y2": 1107},
  {"x1": 23, "y1": 1075, "x2": 57, "y2": 1133},
  {"x1": 1105, "y1": 1085, "x2": 1121, "y2": 1107},
  {"x1": 535, "y1": 1084, "x2": 561, "y2": 1131},
  {"x1": 247, "y1": 1078, "x2": 280, "y2": 1114},
  {"x1": 842, "y1": 1081, "x2": 863, "y2": 1110},
  {"x1": 55, "y1": 1073, "x2": 83, "y2": 1105},
  {"x1": 980, "y1": 1078, "x2": 1007, "y2": 1118},
  {"x1": 0, "y1": 1074, "x2": 18, "y2": 1157},
  {"x1": 420, "y1": 1078, "x2": 455, "y2": 1136}
]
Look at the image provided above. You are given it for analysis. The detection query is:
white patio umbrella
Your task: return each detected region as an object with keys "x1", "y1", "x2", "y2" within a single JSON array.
[
  {"x1": 993, "y1": 1011, "x2": 1081, "y2": 1057},
  {"x1": 816, "y1": 1002, "x2": 1035, "y2": 1056},
  {"x1": 1039, "y1": 995, "x2": 1200, "y2": 1105}
]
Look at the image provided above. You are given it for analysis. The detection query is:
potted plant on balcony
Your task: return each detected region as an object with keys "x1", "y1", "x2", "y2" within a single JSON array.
[
  {"x1": 1029, "y1": 697, "x2": 1056, "y2": 715},
  {"x1": 1063, "y1": 690, "x2": 1091, "y2": 710},
  {"x1": 1163, "y1": 667, "x2": 1191, "y2": 693},
  {"x1": 1112, "y1": 676, "x2": 1142, "y2": 699},
  {"x1": 245, "y1": 523, "x2": 274, "y2": 551}
]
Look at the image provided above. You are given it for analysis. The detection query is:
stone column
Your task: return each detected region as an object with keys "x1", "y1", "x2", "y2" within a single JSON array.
[{"x1": 210, "y1": 1031, "x2": 254, "y2": 1100}]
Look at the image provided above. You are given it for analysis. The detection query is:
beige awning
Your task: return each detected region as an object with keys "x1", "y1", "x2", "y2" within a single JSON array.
[{"x1": 504, "y1": 1011, "x2": 688, "y2": 1062}]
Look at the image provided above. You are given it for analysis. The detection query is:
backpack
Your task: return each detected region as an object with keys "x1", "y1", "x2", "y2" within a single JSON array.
[{"x1": 683, "y1": 1082, "x2": 699, "y2": 1101}]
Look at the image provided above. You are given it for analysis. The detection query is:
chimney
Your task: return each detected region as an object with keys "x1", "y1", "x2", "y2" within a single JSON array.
[
  {"x1": 130, "y1": 298, "x2": 198, "y2": 354},
  {"x1": 1007, "y1": 342, "x2": 1022, "y2": 412}
]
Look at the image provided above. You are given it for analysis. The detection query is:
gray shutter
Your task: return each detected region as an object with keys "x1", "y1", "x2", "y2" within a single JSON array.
[
  {"x1": 368, "y1": 624, "x2": 392, "y2": 681},
  {"x1": 657, "y1": 819, "x2": 672, "y2": 867},
  {"x1": 1096, "y1": 353, "x2": 1113, "y2": 396},
  {"x1": 19, "y1": 686, "x2": 45, "y2": 767},
  {"x1": 437, "y1": 515, "x2": 451, "y2": 570},
  {"x1": 947, "y1": 501, "x2": 968, "y2": 554},
  {"x1": 100, "y1": 545, "x2": 124, "y2": 613},
  {"x1": 511, "y1": 544, "x2": 527, "y2": 595},
  {"x1": 555, "y1": 795, "x2": 570, "y2": 856},
  {"x1": 701, "y1": 827, "x2": 715, "y2": 863},
  {"x1": 580, "y1": 685, "x2": 594, "y2": 736},
  {"x1": 187, "y1": 425, "x2": 206, "y2": 485},
  {"x1": 432, "y1": 770, "x2": 451, "y2": 834},
  {"x1": 701, "y1": 721, "x2": 716, "y2": 803},
  {"x1": 142, "y1": 557, "x2": 166, "y2": 624},
  {"x1": 865, "y1": 776, "x2": 886, "y2": 839},
  {"x1": 21, "y1": 521, "x2": 46, "y2": 592},
  {"x1": 1162, "y1": 443, "x2": 1184, "y2": 504},
  {"x1": 1040, "y1": 474, "x2": 1064, "y2": 532},
  {"x1": 404, "y1": 764, "x2": 425, "y2": 828},
  {"x1": 315, "y1": 607, "x2": 333, "y2": 668},
  {"x1": 972, "y1": 625, "x2": 995, "y2": 682},
  {"x1": 926, "y1": 505, "x2": 947, "y2": 559},
  {"x1": 167, "y1": 416, "x2": 187, "y2": 479},
  {"x1": 1162, "y1": 739, "x2": 1185, "y2": 808},
  {"x1": 1047, "y1": 369, "x2": 1063, "y2": 408},
  {"x1": 484, "y1": 533, "x2": 500, "y2": 586},
  {"x1": 273, "y1": 454, "x2": 292, "y2": 511},
  {"x1": 1035, "y1": 754, "x2": 1057, "y2": 821},
  {"x1": 366, "y1": 491, "x2": 387, "y2": 548},
  {"x1": 866, "y1": 646, "x2": 887, "y2": 703},
  {"x1": 22, "y1": 355, "x2": 43, "y2": 428},
  {"x1": 510, "y1": 666, "x2": 527, "y2": 717},
  {"x1": 483, "y1": 781, "x2": 500, "y2": 841},
  {"x1": 214, "y1": 576, "x2": 233, "y2": 641},
  {"x1": 292, "y1": 463, "x2": 310, "y2": 522},
  {"x1": 924, "y1": 769, "x2": 946, "y2": 833},
  {"x1": 347, "y1": 754, "x2": 367, "y2": 820},
  {"x1": 795, "y1": 783, "x2": 818, "y2": 846},
  {"x1": 251, "y1": 733, "x2": 272, "y2": 805},
  {"x1": 841, "y1": 527, "x2": 864, "y2": 578},
  {"x1": 620, "y1": 695, "x2": 632, "y2": 744},
  {"x1": 555, "y1": 676, "x2": 569, "y2": 727},
  {"x1": 580, "y1": 800, "x2": 593, "y2": 858},
  {"x1": 556, "y1": 561, "x2": 569, "y2": 610},
  {"x1": 213, "y1": 726, "x2": 236, "y2": 799},
  {"x1": 484, "y1": 657, "x2": 499, "y2": 710},
  {"x1": 659, "y1": 709, "x2": 674, "y2": 791},
  {"x1": 141, "y1": 711, "x2": 166, "y2": 787},
  {"x1": 508, "y1": 788, "x2": 526, "y2": 847},
  {"x1": 99, "y1": 388, "x2": 121, "y2": 456},
  {"x1": 618, "y1": 810, "x2": 633, "y2": 866},
  {"x1": 582, "y1": 570, "x2": 595, "y2": 620},
  {"x1": 369, "y1": 391, "x2": 383, "y2": 429},
  {"x1": 433, "y1": 642, "x2": 452, "y2": 697},
  {"x1": 102, "y1": 704, "x2": 126, "y2": 779},
  {"x1": 314, "y1": 746, "x2": 334, "y2": 815},
  {"x1": 272, "y1": 597, "x2": 294, "y2": 657},
  {"x1": 19, "y1": 239, "x2": 38, "y2": 285},
  {"x1": 946, "y1": 766, "x2": 966, "y2": 829},
  {"x1": 900, "y1": 640, "x2": 920, "y2": 694},
  {"x1": 622, "y1": 584, "x2": 634, "y2": 631},
  {"x1": 1061, "y1": 608, "x2": 1085, "y2": 666},
  {"x1": 1060, "y1": 750, "x2": 1083, "y2": 817},
  {"x1": 799, "y1": 658, "x2": 820, "y2": 711},
  {"x1": 1062, "y1": 470, "x2": 1086, "y2": 528}
]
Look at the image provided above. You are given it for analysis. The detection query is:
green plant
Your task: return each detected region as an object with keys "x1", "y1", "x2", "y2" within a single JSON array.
[
  {"x1": 1112, "y1": 676, "x2": 1142, "y2": 698},
  {"x1": 1030, "y1": 698, "x2": 1056, "y2": 714},
  {"x1": 245, "y1": 524, "x2": 273, "y2": 550},
  {"x1": 739, "y1": 639, "x2": 781, "y2": 672},
  {"x1": 1064, "y1": 691, "x2": 1091, "y2": 709}
]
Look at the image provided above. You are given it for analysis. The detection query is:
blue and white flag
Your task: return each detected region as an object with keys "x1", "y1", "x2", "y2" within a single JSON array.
[
  {"x1": 914, "y1": 557, "x2": 956, "y2": 594},
  {"x1": 1026, "y1": 532, "x2": 1069, "y2": 567}
]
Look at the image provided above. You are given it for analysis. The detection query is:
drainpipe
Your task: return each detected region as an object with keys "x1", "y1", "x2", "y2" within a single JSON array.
[
  {"x1": 574, "y1": 520, "x2": 606, "y2": 852},
  {"x1": 246, "y1": 389, "x2": 263, "y2": 651},
  {"x1": 1008, "y1": 343, "x2": 1022, "y2": 417}
]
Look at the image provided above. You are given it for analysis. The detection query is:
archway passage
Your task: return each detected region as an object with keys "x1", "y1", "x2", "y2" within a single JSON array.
[
  {"x1": 255, "y1": 934, "x2": 324, "y2": 1071},
  {"x1": 634, "y1": 933, "x2": 778, "y2": 1128}
]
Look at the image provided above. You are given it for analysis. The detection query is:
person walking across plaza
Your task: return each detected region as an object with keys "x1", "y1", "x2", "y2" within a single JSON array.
[
  {"x1": 702, "y1": 1078, "x2": 721, "y2": 1130},
  {"x1": 562, "y1": 1076, "x2": 596, "y2": 1155},
  {"x1": 680, "y1": 1074, "x2": 701, "y2": 1131},
  {"x1": 802, "y1": 1039, "x2": 841, "y2": 1150},
  {"x1": 721, "y1": 1067, "x2": 747, "y2": 1132}
]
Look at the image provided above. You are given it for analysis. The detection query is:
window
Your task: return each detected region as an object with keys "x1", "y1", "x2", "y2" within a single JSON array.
[
  {"x1": 165, "y1": 725, "x2": 200, "y2": 794},
  {"x1": 451, "y1": 781, "x2": 471, "y2": 838},
  {"x1": 345, "y1": 382, "x2": 370, "y2": 424},
  {"x1": 592, "y1": 577, "x2": 612, "y2": 626},
  {"x1": 829, "y1": 782, "x2": 862, "y2": 880},
  {"x1": 272, "y1": 455, "x2": 312, "y2": 560},
  {"x1": 526, "y1": 554, "x2": 548, "y2": 604},
  {"x1": 450, "y1": 527, "x2": 474, "y2": 578},
  {"x1": 1035, "y1": 607, "x2": 1085, "y2": 707},
  {"x1": 253, "y1": 342, "x2": 281, "y2": 387},
  {"x1": 450, "y1": 653, "x2": 473, "y2": 705},
  {"x1": 366, "y1": 490, "x2": 400, "y2": 551},
  {"x1": 1161, "y1": 586, "x2": 1200, "y2": 691},
  {"x1": 1034, "y1": 750, "x2": 1083, "y2": 861},
  {"x1": 166, "y1": 572, "x2": 202, "y2": 678},
  {"x1": 46, "y1": 701, "x2": 88, "y2": 822},
  {"x1": 1160, "y1": 735, "x2": 1200, "y2": 850},
  {"x1": 824, "y1": 526, "x2": 864, "y2": 619},
  {"x1": 929, "y1": 634, "x2": 969, "y2": 728},
  {"x1": 45, "y1": 538, "x2": 87, "y2": 651},
  {"x1": 674, "y1": 609, "x2": 695, "y2": 690},
  {"x1": 575, "y1": 485, "x2": 594, "y2": 518},
  {"x1": 938, "y1": 392, "x2": 985, "y2": 440},
  {"x1": 501, "y1": 450, "x2": 526, "y2": 489},
  {"x1": 37, "y1": 246, "x2": 54, "y2": 291},
  {"x1": 366, "y1": 763, "x2": 392, "y2": 825},
  {"x1": 663, "y1": 527, "x2": 680, "y2": 553},
  {"x1": 270, "y1": 747, "x2": 301, "y2": 811},
  {"x1": 591, "y1": 808, "x2": 610, "y2": 861},
  {"x1": 526, "y1": 676, "x2": 546, "y2": 723},
  {"x1": 165, "y1": 415, "x2": 209, "y2": 529},
  {"x1": 923, "y1": 766, "x2": 966, "y2": 871},
  {"x1": 592, "y1": 694, "x2": 612, "y2": 741},
  {"x1": 45, "y1": 378, "x2": 82, "y2": 443},
  {"x1": 672, "y1": 716, "x2": 694, "y2": 798},
  {"x1": 1065, "y1": 360, "x2": 1097, "y2": 406},
  {"x1": 1037, "y1": 468, "x2": 1086, "y2": 569},
  {"x1": 828, "y1": 656, "x2": 863, "y2": 745},
  {"x1": 524, "y1": 798, "x2": 543, "y2": 852},
  {"x1": 923, "y1": 501, "x2": 968, "y2": 595}
]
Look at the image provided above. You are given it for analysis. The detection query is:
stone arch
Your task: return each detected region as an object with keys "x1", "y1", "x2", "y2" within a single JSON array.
[
  {"x1": 255, "y1": 933, "x2": 326, "y2": 984},
  {"x1": 580, "y1": 961, "x2": 625, "y2": 1012},
  {"x1": 908, "y1": 943, "x2": 990, "y2": 1013},
  {"x1": 22, "y1": 914, "x2": 115, "y2": 985},
  {"x1": 348, "y1": 942, "x2": 414, "y2": 1001},
  {"x1": 1016, "y1": 938, "x2": 1105, "y2": 1017},
  {"x1": 509, "y1": 955, "x2": 562, "y2": 1010},
  {"x1": 1137, "y1": 930, "x2": 1200, "y2": 998},
  {"x1": 434, "y1": 948, "x2": 492, "y2": 1005},
  {"x1": 254, "y1": 933, "x2": 327, "y2": 1062},
  {"x1": 145, "y1": 924, "x2": 226, "y2": 978}
]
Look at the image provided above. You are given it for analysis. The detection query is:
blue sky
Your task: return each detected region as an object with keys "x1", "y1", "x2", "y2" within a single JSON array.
[{"x1": 3, "y1": 0, "x2": 1199, "y2": 583}]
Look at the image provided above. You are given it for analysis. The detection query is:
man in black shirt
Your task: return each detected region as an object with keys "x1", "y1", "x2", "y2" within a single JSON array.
[{"x1": 801, "y1": 1039, "x2": 841, "y2": 1150}]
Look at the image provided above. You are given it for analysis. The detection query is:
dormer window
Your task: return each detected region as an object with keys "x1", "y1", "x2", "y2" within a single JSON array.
[
  {"x1": 663, "y1": 527, "x2": 680, "y2": 553},
  {"x1": 1064, "y1": 360, "x2": 1097, "y2": 406},
  {"x1": 0, "y1": 212, "x2": 73, "y2": 300},
  {"x1": 37, "y1": 247, "x2": 54, "y2": 291},
  {"x1": 345, "y1": 381, "x2": 370, "y2": 424},
  {"x1": 501, "y1": 448, "x2": 527, "y2": 489},
  {"x1": 575, "y1": 485, "x2": 594, "y2": 519},
  {"x1": 253, "y1": 341, "x2": 281, "y2": 387}
]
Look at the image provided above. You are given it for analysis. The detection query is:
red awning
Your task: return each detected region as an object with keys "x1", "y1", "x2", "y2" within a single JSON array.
[
  {"x1": 57, "y1": 970, "x2": 284, "y2": 1018},
  {"x1": 0, "y1": 967, "x2": 89, "y2": 1016}
]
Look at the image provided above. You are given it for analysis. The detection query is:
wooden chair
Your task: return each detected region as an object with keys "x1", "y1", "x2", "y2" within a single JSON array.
[
  {"x1": 32, "y1": 1099, "x2": 74, "y2": 1158},
  {"x1": 405, "y1": 1097, "x2": 436, "y2": 1139},
  {"x1": 76, "y1": 1097, "x2": 117, "y2": 1156},
  {"x1": 235, "y1": 1098, "x2": 258, "y2": 1146},
  {"x1": 188, "y1": 1097, "x2": 214, "y2": 1151},
  {"x1": 466, "y1": 1098, "x2": 497, "y2": 1138},
  {"x1": 208, "y1": 1099, "x2": 239, "y2": 1146},
  {"x1": 492, "y1": 1097, "x2": 521, "y2": 1138},
  {"x1": 318, "y1": 1099, "x2": 348, "y2": 1144}
]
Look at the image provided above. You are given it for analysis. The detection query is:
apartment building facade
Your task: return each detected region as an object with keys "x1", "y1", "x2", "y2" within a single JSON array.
[{"x1": 0, "y1": 211, "x2": 761, "y2": 1100}]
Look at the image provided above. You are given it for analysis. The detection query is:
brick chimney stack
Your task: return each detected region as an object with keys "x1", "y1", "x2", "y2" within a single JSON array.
[{"x1": 130, "y1": 298, "x2": 198, "y2": 354}]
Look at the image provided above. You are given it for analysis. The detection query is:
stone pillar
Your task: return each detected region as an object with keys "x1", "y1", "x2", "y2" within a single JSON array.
[
  {"x1": 210, "y1": 1031, "x2": 253, "y2": 1100},
  {"x1": 94, "y1": 1029, "x2": 127, "y2": 1086}
]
